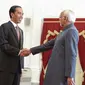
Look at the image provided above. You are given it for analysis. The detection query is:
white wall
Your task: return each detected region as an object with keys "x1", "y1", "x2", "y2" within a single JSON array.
[{"x1": 0, "y1": 0, "x2": 85, "y2": 84}]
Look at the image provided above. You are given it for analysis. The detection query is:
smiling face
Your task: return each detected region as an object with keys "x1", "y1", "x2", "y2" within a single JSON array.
[{"x1": 10, "y1": 7, "x2": 23, "y2": 24}]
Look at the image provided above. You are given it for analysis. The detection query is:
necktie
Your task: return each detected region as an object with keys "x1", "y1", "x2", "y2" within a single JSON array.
[{"x1": 15, "y1": 26, "x2": 20, "y2": 40}]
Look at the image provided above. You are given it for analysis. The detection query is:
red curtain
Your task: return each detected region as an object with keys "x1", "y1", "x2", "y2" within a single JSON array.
[
  {"x1": 40, "y1": 18, "x2": 85, "y2": 85},
  {"x1": 75, "y1": 18, "x2": 85, "y2": 85}
]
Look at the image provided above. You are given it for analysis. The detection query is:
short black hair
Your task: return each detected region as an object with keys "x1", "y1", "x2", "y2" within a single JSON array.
[{"x1": 9, "y1": 5, "x2": 22, "y2": 18}]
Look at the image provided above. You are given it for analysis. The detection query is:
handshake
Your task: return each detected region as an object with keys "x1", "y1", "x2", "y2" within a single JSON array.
[{"x1": 19, "y1": 48, "x2": 31, "y2": 57}]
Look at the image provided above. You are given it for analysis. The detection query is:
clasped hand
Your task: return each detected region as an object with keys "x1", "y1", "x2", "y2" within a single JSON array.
[{"x1": 19, "y1": 48, "x2": 31, "y2": 57}]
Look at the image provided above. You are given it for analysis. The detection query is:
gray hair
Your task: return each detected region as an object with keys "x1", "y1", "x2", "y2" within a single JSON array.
[{"x1": 61, "y1": 10, "x2": 76, "y2": 23}]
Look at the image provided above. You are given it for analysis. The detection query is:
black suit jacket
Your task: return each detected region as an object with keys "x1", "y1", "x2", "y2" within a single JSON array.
[{"x1": 0, "y1": 21, "x2": 23, "y2": 73}]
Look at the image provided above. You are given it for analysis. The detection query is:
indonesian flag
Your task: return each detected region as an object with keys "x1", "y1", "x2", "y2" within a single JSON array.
[{"x1": 40, "y1": 18, "x2": 85, "y2": 85}]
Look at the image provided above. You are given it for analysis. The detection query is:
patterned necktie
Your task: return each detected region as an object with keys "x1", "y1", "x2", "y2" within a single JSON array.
[{"x1": 15, "y1": 25, "x2": 20, "y2": 40}]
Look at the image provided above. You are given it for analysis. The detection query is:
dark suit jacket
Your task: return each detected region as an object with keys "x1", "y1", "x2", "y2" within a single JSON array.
[{"x1": 0, "y1": 21, "x2": 23, "y2": 73}]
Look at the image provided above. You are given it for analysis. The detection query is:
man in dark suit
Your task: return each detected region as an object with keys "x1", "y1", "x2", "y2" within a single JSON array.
[
  {"x1": 0, "y1": 5, "x2": 24, "y2": 85},
  {"x1": 21, "y1": 10, "x2": 79, "y2": 85}
]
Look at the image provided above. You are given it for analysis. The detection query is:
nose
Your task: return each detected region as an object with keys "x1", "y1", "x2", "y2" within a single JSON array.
[{"x1": 20, "y1": 14, "x2": 23, "y2": 19}]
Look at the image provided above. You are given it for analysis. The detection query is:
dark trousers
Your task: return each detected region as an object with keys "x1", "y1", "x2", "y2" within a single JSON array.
[{"x1": 0, "y1": 71, "x2": 21, "y2": 85}]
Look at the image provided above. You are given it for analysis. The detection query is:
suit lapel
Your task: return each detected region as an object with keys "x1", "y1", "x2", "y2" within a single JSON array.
[
  {"x1": 19, "y1": 29, "x2": 23, "y2": 49},
  {"x1": 8, "y1": 21, "x2": 19, "y2": 43}
]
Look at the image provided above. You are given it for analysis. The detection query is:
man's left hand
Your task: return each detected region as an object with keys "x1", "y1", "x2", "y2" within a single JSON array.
[{"x1": 67, "y1": 77, "x2": 75, "y2": 85}]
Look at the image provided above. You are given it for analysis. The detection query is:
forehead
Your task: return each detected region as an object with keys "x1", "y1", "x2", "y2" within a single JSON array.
[
  {"x1": 59, "y1": 12, "x2": 64, "y2": 17},
  {"x1": 15, "y1": 7, "x2": 23, "y2": 12}
]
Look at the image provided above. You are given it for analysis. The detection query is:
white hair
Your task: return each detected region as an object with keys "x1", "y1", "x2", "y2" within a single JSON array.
[{"x1": 61, "y1": 10, "x2": 76, "y2": 23}]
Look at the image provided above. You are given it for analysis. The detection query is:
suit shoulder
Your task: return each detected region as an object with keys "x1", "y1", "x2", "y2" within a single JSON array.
[
  {"x1": 0, "y1": 22, "x2": 11, "y2": 33},
  {"x1": 68, "y1": 26, "x2": 78, "y2": 34},
  {"x1": 66, "y1": 28, "x2": 79, "y2": 41},
  {"x1": 0, "y1": 21, "x2": 10, "y2": 27}
]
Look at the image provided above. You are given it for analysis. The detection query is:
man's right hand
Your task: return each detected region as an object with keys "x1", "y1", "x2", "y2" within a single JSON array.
[{"x1": 19, "y1": 48, "x2": 31, "y2": 57}]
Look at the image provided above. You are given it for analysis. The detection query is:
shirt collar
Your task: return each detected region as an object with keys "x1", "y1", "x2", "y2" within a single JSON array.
[{"x1": 10, "y1": 20, "x2": 18, "y2": 28}]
